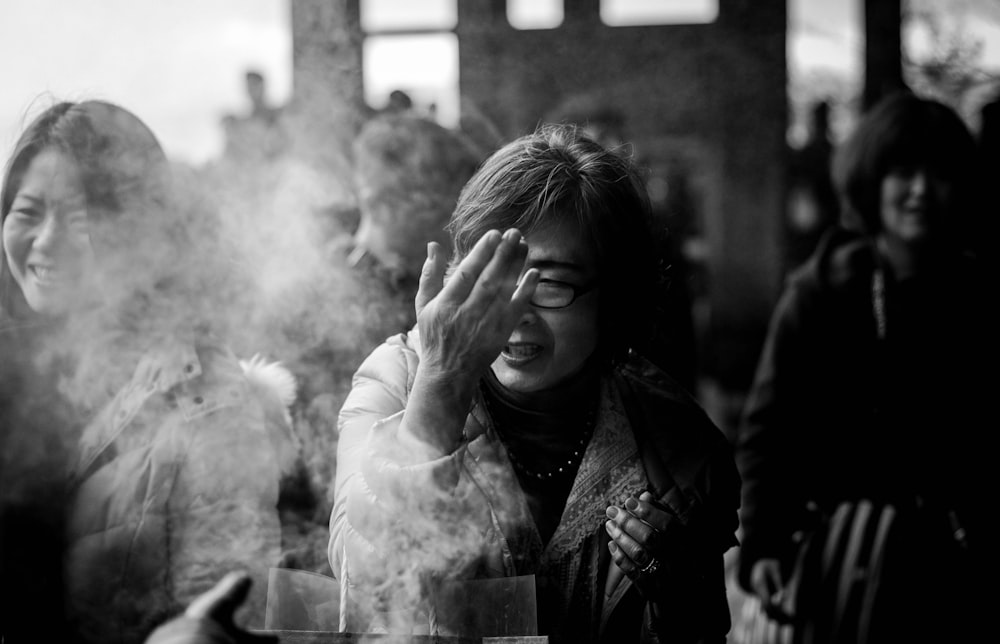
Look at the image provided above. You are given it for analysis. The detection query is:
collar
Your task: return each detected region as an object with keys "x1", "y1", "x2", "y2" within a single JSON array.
[{"x1": 72, "y1": 336, "x2": 203, "y2": 481}]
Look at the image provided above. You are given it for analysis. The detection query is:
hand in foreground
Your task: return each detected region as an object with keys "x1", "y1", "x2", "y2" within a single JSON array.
[
  {"x1": 605, "y1": 491, "x2": 686, "y2": 594},
  {"x1": 402, "y1": 229, "x2": 539, "y2": 453},
  {"x1": 416, "y1": 229, "x2": 538, "y2": 379},
  {"x1": 144, "y1": 572, "x2": 277, "y2": 644}
]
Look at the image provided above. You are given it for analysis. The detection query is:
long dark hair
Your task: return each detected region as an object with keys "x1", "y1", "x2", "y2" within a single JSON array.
[
  {"x1": 0, "y1": 100, "x2": 231, "y2": 406},
  {"x1": 1, "y1": 100, "x2": 175, "y2": 322}
]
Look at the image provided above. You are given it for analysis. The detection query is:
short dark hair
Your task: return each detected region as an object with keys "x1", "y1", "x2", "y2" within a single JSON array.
[
  {"x1": 832, "y1": 91, "x2": 979, "y2": 238},
  {"x1": 448, "y1": 123, "x2": 661, "y2": 366}
]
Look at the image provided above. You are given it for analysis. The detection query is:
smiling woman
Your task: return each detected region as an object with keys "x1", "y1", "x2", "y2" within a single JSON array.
[
  {"x1": 0, "y1": 100, "x2": 296, "y2": 644},
  {"x1": 2, "y1": 149, "x2": 95, "y2": 317},
  {"x1": 735, "y1": 92, "x2": 995, "y2": 641},
  {"x1": 329, "y1": 123, "x2": 741, "y2": 642}
]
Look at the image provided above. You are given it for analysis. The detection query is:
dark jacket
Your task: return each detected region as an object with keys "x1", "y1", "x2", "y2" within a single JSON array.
[
  {"x1": 330, "y1": 329, "x2": 740, "y2": 643},
  {"x1": 735, "y1": 227, "x2": 996, "y2": 605},
  {"x1": 0, "y1": 323, "x2": 80, "y2": 644}
]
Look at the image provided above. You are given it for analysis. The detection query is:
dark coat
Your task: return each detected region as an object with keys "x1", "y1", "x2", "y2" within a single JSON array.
[
  {"x1": 0, "y1": 323, "x2": 80, "y2": 644},
  {"x1": 735, "y1": 227, "x2": 996, "y2": 625}
]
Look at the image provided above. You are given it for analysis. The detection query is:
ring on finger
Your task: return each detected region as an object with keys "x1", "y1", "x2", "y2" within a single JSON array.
[{"x1": 640, "y1": 556, "x2": 660, "y2": 576}]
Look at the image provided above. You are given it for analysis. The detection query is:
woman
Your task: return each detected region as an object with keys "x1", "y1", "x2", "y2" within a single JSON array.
[
  {"x1": 735, "y1": 92, "x2": 994, "y2": 640},
  {"x1": 0, "y1": 100, "x2": 295, "y2": 644},
  {"x1": 330, "y1": 124, "x2": 740, "y2": 642}
]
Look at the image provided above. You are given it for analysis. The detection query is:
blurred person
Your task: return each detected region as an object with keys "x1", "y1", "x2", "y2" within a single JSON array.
[
  {"x1": 784, "y1": 100, "x2": 839, "y2": 272},
  {"x1": 0, "y1": 100, "x2": 296, "y2": 644},
  {"x1": 735, "y1": 91, "x2": 994, "y2": 641},
  {"x1": 330, "y1": 124, "x2": 740, "y2": 642},
  {"x1": 244, "y1": 71, "x2": 281, "y2": 125},
  {"x1": 385, "y1": 89, "x2": 413, "y2": 114},
  {"x1": 347, "y1": 111, "x2": 484, "y2": 299},
  {"x1": 220, "y1": 70, "x2": 287, "y2": 165}
]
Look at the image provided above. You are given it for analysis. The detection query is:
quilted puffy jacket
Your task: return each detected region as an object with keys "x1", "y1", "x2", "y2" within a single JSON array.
[
  {"x1": 64, "y1": 338, "x2": 295, "y2": 644},
  {"x1": 329, "y1": 329, "x2": 741, "y2": 643}
]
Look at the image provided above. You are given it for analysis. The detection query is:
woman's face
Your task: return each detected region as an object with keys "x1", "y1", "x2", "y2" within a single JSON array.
[
  {"x1": 490, "y1": 219, "x2": 600, "y2": 393},
  {"x1": 878, "y1": 163, "x2": 954, "y2": 247},
  {"x1": 3, "y1": 147, "x2": 96, "y2": 316}
]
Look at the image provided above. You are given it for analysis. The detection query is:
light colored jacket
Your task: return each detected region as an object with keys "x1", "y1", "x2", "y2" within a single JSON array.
[
  {"x1": 330, "y1": 329, "x2": 740, "y2": 642},
  {"x1": 65, "y1": 338, "x2": 296, "y2": 644}
]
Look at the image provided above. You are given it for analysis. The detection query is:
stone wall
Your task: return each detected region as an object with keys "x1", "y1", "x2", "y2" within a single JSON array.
[
  {"x1": 455, "y1": 0, "x2": 787, "y2": 396},
  {"x1": 289, "y1": 0, "x2": 789, "y2": 401}
]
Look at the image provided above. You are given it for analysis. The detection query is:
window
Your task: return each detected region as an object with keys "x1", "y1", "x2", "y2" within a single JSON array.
[
  {"x1": 361, "y1": 0, "x2": 456, "y2": 32},
  {"x1": 363, "y1": 33, "x2": 460, "y2": 127},
  {"x1": 600, "y1": 0, "x2": 718, "y2": 26},
  {"x1": 508, "y1": 0, "x2": 563, "y2": 30},
  {"x1": 360, "y1": 0, "x2": 460, "y2": 127}
]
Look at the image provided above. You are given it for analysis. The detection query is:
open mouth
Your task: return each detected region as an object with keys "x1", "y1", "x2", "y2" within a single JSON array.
[
  {"x1": 501, "y1": 342, "x2": 542, "y2": 365},
  {"x1": 30, "y1": 264, "x2": 71, "y2": 285}
]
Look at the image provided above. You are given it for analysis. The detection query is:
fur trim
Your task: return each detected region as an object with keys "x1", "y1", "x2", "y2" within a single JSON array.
[{"x1": 239, "y1": 354, "x2": 297, "y2": 410}]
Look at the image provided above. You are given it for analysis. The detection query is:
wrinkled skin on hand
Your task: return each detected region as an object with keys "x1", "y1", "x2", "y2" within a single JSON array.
[
  {"x1": 416, "y1": 228, "x2": 537, "y2": 380},
  {"x1": 402, "y1": 229, "x2": 539, "y2": 454},
  {"x1": 605, "y1": 491, "x2": 691, "y2": 596}
]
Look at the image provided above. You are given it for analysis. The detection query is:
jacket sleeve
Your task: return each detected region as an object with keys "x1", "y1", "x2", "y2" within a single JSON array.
[
  {"x1": 645, "y1": 419, "x2": 741, "y2": 644},
  {"x1": 329, "y1": 337, "x2": 492, "y2": 630},
  {"x1": 735, "y1": 281, "x2": 814, "y2": 591},
  {"x1": 167, "y1": 345, "x2": 283, "y2": 631}
]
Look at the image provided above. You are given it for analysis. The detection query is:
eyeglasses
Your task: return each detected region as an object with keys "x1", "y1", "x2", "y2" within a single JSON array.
[{"x1": 530, "y1": 278, "x2": 598, "y2": 309}]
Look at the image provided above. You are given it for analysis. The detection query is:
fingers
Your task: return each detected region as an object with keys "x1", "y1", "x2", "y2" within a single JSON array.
[
  {"x1": 440, "y1": 228, "x2": 530, "y2": 305},
  {"x1": 466, "y1": 229, "x2": 528, "y2": 306},
  {"x1": 185, "y1": 570, "x2": 252, "y2": 621},
  {"x1": 512, "y1": 267, "x2": 540, "y2": 308},
  {"x1": 605, "y1": 505, "x2": 658, "y2": 576},
  {"x1": 751, "y1": 558, "x2": 784, "y2": 602},
  {"x1": 415, "y1": 242, "x2": 447, "y2": 316},
  {"x1": 631, "y1": 491, "x2": 673, "y2": 531},
  {"x1": 440, "y1": 229, "x2": 503, "y2": 302}
]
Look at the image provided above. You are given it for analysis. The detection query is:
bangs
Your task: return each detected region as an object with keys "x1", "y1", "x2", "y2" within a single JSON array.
[{"x1": 876, "y1": 103, "x2": 976, "y2": 178}]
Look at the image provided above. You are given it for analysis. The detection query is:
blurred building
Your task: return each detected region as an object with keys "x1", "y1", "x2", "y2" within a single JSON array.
[{"x1": 286, "y1": 0, "x2": 788, "y2": 426}]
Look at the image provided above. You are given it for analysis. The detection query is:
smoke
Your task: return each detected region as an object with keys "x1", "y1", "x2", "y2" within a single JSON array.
[
  {"x1": 0, "y1": 91, "x2": 503, "y2": 639},
  {"x1": 326, "y1": 433, "x2": 546, "y2": 638}
]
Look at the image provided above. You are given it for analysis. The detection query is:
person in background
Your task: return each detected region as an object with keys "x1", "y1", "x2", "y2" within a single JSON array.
[
  {"x1": 220, "y1": 70, "x2": 287, "y2": 165},
  {"x1": 784, "y1": 99, "x2": 839, "y2": 272},
  {"x1": 330, "y1": 124, "x2": 740, "y2": 642},
  {"x1": 346, "y1": 111, "x2": 485, "y2": 299},
  {"x1": 0, "y1": 100, "x2": 296, "y2": 644},
  {"x1": 735, "y1": 91, "x2": 994, "y2": 641}
]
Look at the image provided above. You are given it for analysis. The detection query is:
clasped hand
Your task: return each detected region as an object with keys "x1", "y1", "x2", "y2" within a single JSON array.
[{"x1": 605, "y1": 491, "x2": 681, "y2": 590}]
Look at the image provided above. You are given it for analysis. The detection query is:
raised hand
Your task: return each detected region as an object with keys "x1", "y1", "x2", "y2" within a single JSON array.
[
  {"x1": 416, "y1": 229, "x2": 537, "y2": 376},
  {"x1": 402, "y1": 229, "x2": 539, "y2": 454}
]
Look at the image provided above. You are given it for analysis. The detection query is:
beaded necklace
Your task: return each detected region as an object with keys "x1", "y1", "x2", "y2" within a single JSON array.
[{"x1": 480, "y1": 381, "x2": 599, "y2": 481}]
